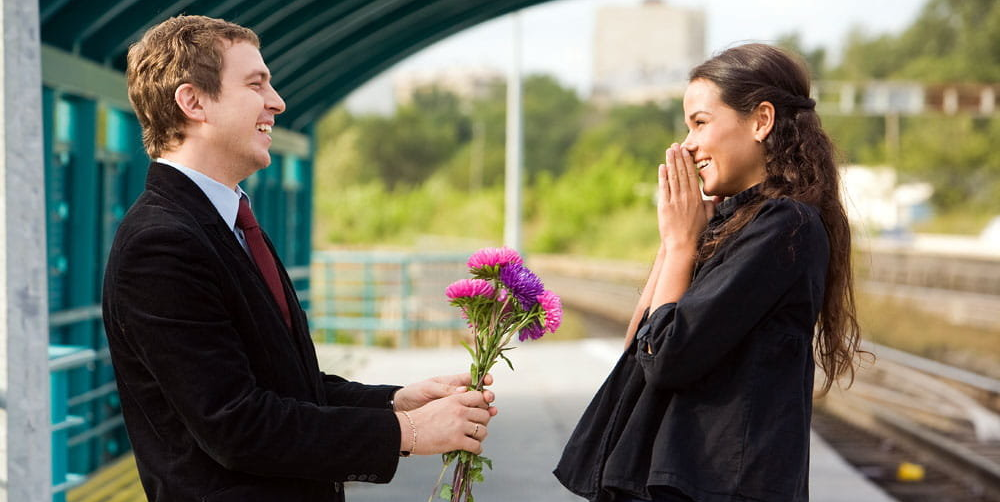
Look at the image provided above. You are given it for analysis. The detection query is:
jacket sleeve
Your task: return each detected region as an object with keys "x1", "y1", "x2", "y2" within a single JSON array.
[
  {"x1": 108, "y1": 225, "x2": 400, "y2": 482},
  {"x1": 636, "y1": 199, "x2": 821, "y2": 391},
  {"x1": 320, "y1": 374, "x2": 401, "y2": 408}
]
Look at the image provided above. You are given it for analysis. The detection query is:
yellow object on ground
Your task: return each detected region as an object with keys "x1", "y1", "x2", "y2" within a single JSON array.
[{"x1": 67, "y1": 454, "x2": 145, "y2": 502}]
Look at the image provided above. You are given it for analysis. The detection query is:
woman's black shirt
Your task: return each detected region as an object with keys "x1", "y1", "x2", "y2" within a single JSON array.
[{"x1": 554, "y1": 186, "x2": 830, "y2": 502}]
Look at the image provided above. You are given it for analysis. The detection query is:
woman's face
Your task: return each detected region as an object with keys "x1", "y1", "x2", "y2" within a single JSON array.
[{"x1": 682, "y1": 78, "x2": 767, "y2": 197}]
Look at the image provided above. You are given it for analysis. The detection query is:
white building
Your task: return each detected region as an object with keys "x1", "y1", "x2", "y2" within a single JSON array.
[
  {"x1": 840, "y1": 165, "x2": 933, "y2": 233},
  {"x1": 592, "y1": 0, "x2": 706, "y2": 104}
]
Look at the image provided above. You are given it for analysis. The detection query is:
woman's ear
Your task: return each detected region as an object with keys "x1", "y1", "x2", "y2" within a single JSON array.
[
  {"x1": 174, "y1": 83, "x2": 206, "y2": 122},
  {"x1": 752, "y1": 101, "x2": 775, "y2": 143}
]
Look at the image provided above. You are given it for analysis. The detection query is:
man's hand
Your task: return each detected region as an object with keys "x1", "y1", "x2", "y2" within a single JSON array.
[
  {"x1": 392, "y1": 373, "x2": 495, "y2": 411},
  {"x1": 397, "y1": 390, "x2": 498, "y2": 455}
]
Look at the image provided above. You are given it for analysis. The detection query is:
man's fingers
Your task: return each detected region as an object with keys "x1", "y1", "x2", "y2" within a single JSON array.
[
  {"x1": 460, "y1": 437, "x2": 483, "y2": 455},
  {"x1": 462, "y1": 406, "x2": 492, "y2": 424},
  {"x1": 456, "y1": 389, "x2": 490, "y2": 408},
  {"x1": 466, "y1": 422, "x2": 489, "y2": 440},
  {"x1": 438, "y1": 372, "x2": 472, "y2": 387}
]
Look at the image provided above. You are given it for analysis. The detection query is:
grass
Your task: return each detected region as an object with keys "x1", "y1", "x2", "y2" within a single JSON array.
[{"x1": 856, "y1": 290, "x2": 1000, "y2": 378}]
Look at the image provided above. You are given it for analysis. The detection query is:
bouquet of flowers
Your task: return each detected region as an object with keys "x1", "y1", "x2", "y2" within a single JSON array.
[{"x1": 433, "y1": 247, "x2": 562, "y2": 502}]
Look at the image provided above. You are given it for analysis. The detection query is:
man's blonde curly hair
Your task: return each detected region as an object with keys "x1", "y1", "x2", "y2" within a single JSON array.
[{"x1": 126, "y1": 15, "x2": 259, "y2": 158}]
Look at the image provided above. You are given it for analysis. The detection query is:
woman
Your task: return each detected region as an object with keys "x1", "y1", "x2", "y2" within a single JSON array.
[{"x1": 554, "y1": 44, "x2": 862, "y2": 502}]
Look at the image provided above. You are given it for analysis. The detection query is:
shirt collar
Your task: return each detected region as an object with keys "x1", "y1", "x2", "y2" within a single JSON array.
[
  {"x1": 156, "y1": 158, "x2": 248, "y2": 231},
  {"x1": 714, "y1": 183, "x2": 762, "y2": 221}
]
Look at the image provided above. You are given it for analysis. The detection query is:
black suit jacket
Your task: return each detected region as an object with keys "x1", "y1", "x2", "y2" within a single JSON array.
[{"x1": 102, "y1": 163, "x2": 401, "y2": 501}]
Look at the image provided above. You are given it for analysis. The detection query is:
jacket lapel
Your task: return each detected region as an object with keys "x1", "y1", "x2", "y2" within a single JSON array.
[{"x1": 145, "y1": 163, "x2": 292, "y2": 333}]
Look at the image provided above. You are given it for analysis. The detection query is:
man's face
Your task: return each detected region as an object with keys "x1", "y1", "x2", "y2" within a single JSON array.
[{"x1": 202, "y1": 41, "x2": 285, "y2": 175}]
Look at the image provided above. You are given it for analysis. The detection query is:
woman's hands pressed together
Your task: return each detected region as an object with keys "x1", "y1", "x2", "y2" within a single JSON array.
[
  {"x1": 648, "y1": 144, "x2": 720, "y2": 312},
  {"x1": 657, "y1": 143, "x2": 716, "y2": 250}
]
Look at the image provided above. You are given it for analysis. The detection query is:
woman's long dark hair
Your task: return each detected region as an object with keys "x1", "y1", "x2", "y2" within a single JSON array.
[{"x1": 690, "y1": 43, "x2": 862, "y2": 395}]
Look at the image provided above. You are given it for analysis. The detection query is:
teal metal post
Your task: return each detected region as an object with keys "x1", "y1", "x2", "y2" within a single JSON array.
[
  {"x1": 363, "y1": 261, "x2": 375, "y2": 346},
  {"x1": 61, "y1": 96, "x2": 101, "y2": 475},
  {"x1": 400, "y1": 260, "x2": 411, "y2": 348}
]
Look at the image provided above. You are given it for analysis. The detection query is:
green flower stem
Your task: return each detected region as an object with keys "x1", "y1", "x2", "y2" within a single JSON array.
[{"x1": 441, "y1": 286, "x2": 545, "y2": 502}]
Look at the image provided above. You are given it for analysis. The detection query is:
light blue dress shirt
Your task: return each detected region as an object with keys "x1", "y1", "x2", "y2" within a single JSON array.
[{"x1": 156, "y1": 157, "x2": 252, "y2": 256}]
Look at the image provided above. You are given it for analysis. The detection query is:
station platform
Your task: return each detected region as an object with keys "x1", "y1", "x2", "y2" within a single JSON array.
[
  {"x1": 68, "y1": 338, "x2": 895, "y2": 502},
  {"x1": 335, "y1": 338, "x2": 896, "y2": 502}
]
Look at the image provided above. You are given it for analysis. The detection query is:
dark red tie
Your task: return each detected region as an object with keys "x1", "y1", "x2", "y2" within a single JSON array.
[{"x1": 236, "y1": 197, "x2": 292, "y2": 328}]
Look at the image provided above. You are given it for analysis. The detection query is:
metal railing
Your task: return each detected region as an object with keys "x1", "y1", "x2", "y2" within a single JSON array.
[
  {"x1": 309, "y1": 250, "x2": 470, "y2": 347},
  {"x1": 50, "y1": 345, "x2": 98, "y2": 501}
]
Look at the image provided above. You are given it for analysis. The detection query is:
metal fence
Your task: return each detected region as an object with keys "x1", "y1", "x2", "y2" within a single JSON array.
[{"x1": 309, "y1": 250, "x2": 470, "y2": 348}]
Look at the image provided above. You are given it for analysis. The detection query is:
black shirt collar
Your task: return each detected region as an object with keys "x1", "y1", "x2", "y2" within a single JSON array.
[{"x1": 715, "y1": 183, "x2": 762, "y2": 221}]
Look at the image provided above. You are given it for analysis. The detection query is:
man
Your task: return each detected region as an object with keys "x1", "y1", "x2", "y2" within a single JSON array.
[{"x1": 102, "y1": 15, "x2": 496, "y2": 502}]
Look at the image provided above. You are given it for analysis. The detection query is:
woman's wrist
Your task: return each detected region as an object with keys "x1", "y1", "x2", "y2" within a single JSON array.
[{"x1": 661, "y1": 238, "x2": 697, "y2": 256}]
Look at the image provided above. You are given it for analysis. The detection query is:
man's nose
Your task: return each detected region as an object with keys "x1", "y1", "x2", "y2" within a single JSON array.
[{"x1": 266, "y1": 84, "x2": 286, "y2": 115}]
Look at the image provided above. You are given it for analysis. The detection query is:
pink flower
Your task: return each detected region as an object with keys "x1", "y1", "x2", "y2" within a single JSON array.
[
  {"x1": 538, "y1": 290, "x2": 562, "y2": 333},
  {"x1": 445, "y1": 279, "x2": 495, "y2": 300},
  {"x1": 467, "y1": 247, "x2": 523, "y2": 270}
]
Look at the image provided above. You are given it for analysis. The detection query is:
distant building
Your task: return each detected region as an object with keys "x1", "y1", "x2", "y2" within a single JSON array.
[
  {"x1": 841, "y1": 165, "x2": 933, "y2": 233},
  {"x1": 592, "y1": 0, "x2": 706, "y2": 105},
  {"x1": 393, "y1": 67, "x2": 504, "y2": 105}
]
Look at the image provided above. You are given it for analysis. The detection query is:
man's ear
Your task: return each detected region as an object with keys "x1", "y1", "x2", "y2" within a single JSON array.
[
  {"x1": 174, "y1": 83, "x2": 206, "y2": 122},
  {"x1": 752, "y1": 101, "x2": 775, "y2": 143}
]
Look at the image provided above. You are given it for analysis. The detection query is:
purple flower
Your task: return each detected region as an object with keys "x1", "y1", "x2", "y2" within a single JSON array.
[
  {"x1": 538, "y1": 290, "x2": 562, "y2": 333},
  {"x1": 445, "y1": 279, "x2": 495, "y2": 300},
  {"x1": 468, "y1": 247, "x2": 523, "y2": 270},
  {"x1": 519, "y1": 322, "x2": 545, "y2": 342},
  {"x1": 499, "y1": 263, "x2": 544, "y2": 310}
]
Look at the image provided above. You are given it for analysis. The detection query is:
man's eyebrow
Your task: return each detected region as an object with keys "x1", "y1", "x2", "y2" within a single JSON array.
[{"x1": 245, "y1": 70, "x2": 270, "y2": 80}]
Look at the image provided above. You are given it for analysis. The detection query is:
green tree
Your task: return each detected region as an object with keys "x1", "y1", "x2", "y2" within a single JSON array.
[
  {"x1": 776, "y1": 32, "x2": 827, "y2": 80},
  {"x1": 834, "y1": 0, "x2": 1000, "y2": 82},
  {"x1": 354, "y1": 86, "x2": 469, "y2": 189}
]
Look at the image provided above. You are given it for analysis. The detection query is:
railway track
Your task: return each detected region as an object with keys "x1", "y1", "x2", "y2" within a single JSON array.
[
  {"x1": 818, "y1": 342, "x2": 1000, "y2": 501},
  {"x1": 528, "y1": 256, "x2": 1000, "y2": 501}
]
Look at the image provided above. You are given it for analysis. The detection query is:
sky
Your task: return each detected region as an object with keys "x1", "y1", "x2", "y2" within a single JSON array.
[{"x1": 345, "y1": 0, "x2": 928, "y2": 111}]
